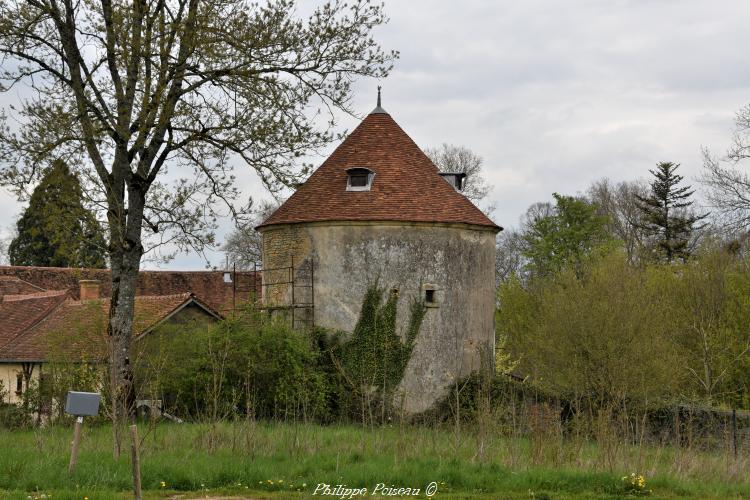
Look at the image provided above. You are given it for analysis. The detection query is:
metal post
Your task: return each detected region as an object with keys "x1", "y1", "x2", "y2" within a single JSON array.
[
  {"x1": 253, "y1": 261, "x2": 258, "y2": 304},
  {"x1": 290, "y1": 256, "x2": 295, "y2": 330},
  {"x1": 232, "y1": 262, "x2": 237, "y2": 315},
  {"x1": 68, "y1": 416, "x2": 83, "y2": 474}
]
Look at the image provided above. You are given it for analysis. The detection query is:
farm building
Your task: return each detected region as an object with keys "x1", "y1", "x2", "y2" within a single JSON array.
[
  {"x1": 256, "y1": 95, "x2": 501, "y2": 413},
  {"x1": 0, "y1": 270, "x2": 234, "y2": 404}
]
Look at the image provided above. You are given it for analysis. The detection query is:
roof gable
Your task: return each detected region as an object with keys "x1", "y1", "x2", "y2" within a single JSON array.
[{"x1": 258, "y1": 111, "x2": 500, "y2": 230}]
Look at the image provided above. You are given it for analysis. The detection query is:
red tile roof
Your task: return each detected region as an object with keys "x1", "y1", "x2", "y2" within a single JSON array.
[
  {"x1": 0, "y1": 290, "x2": 68, "y2": 351},
  {"x1": 0, "y1": 266, "x2": 259, "y2": 314},
  {"x1": 0, "y1": 293, "x2": 220, "y2": 362},
  {"x1": 258, "y1": 111, "x2": 500, "y2": 231},
  {"x1": 0, "y1": 276, "x2": 45, "y2": 296}
]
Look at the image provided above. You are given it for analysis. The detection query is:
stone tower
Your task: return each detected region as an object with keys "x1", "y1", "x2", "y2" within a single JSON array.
[{"x1": 256, "y1": 97, "x2": 501, "y2": 413}]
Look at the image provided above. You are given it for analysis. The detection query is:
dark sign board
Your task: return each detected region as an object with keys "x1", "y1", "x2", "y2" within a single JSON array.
[{"x1": 65, "y1": 391, "x2": 101, "y2": 417}]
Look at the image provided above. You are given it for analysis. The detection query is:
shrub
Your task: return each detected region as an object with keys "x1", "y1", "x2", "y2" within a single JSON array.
[
  {"x1": 136, "y1": 312, "x2": 328, "y2": 421},
  {"x1": 0, "y1": 402, "x2": 30, "y2": 429}
]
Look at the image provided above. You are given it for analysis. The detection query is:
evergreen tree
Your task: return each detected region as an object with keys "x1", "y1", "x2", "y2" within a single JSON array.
[
  {"x1": 636, "y1": 162, "x2": 707, "y2": 262},
  {"x1": 9, "y1": 160, "x2": 107, "y2": 268}
]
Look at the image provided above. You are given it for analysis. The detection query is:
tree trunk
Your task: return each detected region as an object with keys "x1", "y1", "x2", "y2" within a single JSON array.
[
  {"x1": 108, "y1": 244, "x2": 142, "y2": 456},
  {"x1": 107, "y1": 186, "x2": 146, "y2": 457}
]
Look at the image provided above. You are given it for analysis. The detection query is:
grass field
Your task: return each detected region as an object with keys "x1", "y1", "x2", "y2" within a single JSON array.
[{"x1": 1, "y1": 421, "x2": 749, "y2": 499}]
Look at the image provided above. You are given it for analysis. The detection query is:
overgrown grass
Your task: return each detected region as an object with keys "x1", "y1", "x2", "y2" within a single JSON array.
[{"x1": 1, "y1": 421, "x2": 749, "y2": 499}]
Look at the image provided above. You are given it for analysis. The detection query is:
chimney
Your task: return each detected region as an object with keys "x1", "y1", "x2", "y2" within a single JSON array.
[
  {"x1": 79, "y1": 280, "x2": 101, "y2": 301},
  {"x1": 439, "y1": 172, "x2": 466, "y2": 191}
]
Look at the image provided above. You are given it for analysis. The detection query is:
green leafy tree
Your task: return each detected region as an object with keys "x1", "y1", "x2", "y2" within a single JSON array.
[
  {"x1": 636, "y1": 162, "x2": 707, "y2": 262},
  {"x1": 522, "y1": 193, "x2": 612, "y2": 277},
  {"x1": 664, "y1": 245, "x2": 750, "y2": 406},
  {"x1": 9, "y1": 160, "x2": 107, "y2": 268},
  {"x1": 500, "y1": 251, "x2": 684, "y2": 408},
  {"x1": 0, "y1": 0, "x2": 396, "y2": 436}
]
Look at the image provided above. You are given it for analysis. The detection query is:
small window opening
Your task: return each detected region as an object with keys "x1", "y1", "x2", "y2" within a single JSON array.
[
  {"x1": 423, "y1": 283, "x2": 439, "y2": 307},
  {"x1": 346, "y1": 167, "x2": 375, "y2": 191},
  {"x1": 391, "y1": 287, "x2": 400, "y2": 297},
  {"x1": 16, "y1": 373, "x2": 23, "y2": 394},
  {"x1": 350, "y1": 173, "x2": 368, "y2": 187}
]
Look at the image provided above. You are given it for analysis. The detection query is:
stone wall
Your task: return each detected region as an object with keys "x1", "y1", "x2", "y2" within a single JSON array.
[
  {"x1": 259, "y1": 225, "x2": 312, "y2": 307},
  {"x1": 259, "y1": 221, "x2": 497, "y2": 413}
]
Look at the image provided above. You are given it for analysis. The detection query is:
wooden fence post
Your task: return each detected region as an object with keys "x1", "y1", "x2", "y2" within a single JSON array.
[
  {"x1": 130, "y1": 424, "x2": 142, "y2": 500},
  {"x1": 68, "y1": 416, "x2": 83, "y2": 474}
]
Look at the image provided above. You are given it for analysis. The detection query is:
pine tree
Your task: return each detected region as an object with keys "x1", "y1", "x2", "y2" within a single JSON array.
[
  {"x1": 636, "y1": 162, "x2": 707, "y2": 262},
  {"x1": 9, "y1": 160, "x2": 107, "y2": 268}
]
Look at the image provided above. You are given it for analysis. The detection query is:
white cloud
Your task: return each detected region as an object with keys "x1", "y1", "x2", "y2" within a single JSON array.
[{"x1": 2, "y1": 0, "x2": 749, "y2": 267}]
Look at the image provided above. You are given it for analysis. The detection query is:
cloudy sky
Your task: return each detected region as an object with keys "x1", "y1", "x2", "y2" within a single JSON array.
[{"x1": 2, "y1": 0, "x2": 750, "y2": 269}]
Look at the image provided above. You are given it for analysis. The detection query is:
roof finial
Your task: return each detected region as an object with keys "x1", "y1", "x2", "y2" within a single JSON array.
[{"x1": 371, "y1": 85, "x2": 388, "y2": 114}]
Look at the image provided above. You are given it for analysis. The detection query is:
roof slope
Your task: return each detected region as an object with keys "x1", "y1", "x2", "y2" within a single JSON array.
[
  {"x1": 0, "y1": 290, "x2": 68, "y2": 350},
  {"x1": 258, "y1": 111, "x2": 500, "y2": 231},
  {"x1": 0, "y1": 266, "x2": 260, "y2": 313},
  {"x1": 0, "y1": 293, "x2": 220, "y2": 362},
  {"x1": 0, "y1": 276, "x2": 45, "y2": 295}
]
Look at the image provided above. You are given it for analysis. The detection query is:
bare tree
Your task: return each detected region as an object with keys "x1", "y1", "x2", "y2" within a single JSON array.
[
  {"x1": 0, "y1": 0, "x2": 396, "y2": 447},
  {"x1": 494, "y1": 202, "x2": 552, "y2": 285},
  {"x1": 222, "y1": 199, "x2": 280, "y2": 269},
  {"x1": 701, "y1": 104, "x2": 750, "y2": 232},
  {"x1": 587, "y1": 178, "x2": 652, "y2": 264},
  {"x1": 520, "y1": 201, "x2": 554, "y2": 227},
  {"x1": 495, "y1": 229, "x2": 526, "y2": 285},
  {"x1": 424, "y1": 143, "x2": 494, "y2": 213}
]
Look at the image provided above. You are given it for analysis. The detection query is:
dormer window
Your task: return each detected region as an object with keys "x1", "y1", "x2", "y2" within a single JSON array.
[
  {"x1": 439, "y1": 172, "x2": 466, "y2": 191},
  {"x1": 346, "y1": 167, "x2": 375, "y2": 191}
]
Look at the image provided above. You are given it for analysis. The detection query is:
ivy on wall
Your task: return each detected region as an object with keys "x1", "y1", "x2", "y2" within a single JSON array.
[{"x1": 330, "y1": 283, "x2": 426, "y2": 422}]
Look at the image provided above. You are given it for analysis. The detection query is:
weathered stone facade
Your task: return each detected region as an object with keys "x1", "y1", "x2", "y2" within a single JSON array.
[
  {"x1": 260, "y1": 224, "x2": 313, "y2": 307},
  {"x1": 259, "y1": 221, "x2": 496, "y2": 413}
]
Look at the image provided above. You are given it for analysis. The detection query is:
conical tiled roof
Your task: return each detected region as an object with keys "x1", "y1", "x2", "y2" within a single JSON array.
[{"x1": 258, "y1": 109, "x2": 500, "y2": 231}]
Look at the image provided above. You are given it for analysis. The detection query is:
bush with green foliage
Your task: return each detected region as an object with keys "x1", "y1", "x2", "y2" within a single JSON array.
[
  {"x1": 500, "y1": 241, "x2": 750, "y2": 411},
  {"x1": 136, "y1": 311, "x2": 328, "y2": 421},
  {"x1": 21, "y1": 361, "x2": 106, "y2": 425},
  {"x1": 0, "y1": 381, "x2": 30, "y2": 429},
  {"x1": 136, "y1": 284, "x2": 426, "y2": 424}
]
